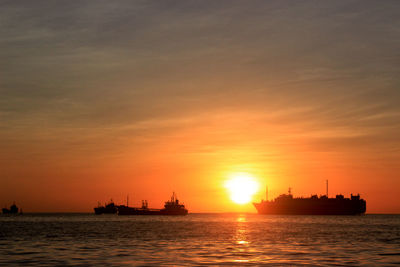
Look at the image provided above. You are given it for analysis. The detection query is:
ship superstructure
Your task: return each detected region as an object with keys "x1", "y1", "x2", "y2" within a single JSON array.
[{"x1": 94, "y1": 200, "x2": 118, "y2": 215}]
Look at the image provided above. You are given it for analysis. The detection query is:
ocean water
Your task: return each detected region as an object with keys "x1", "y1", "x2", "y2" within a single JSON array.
[{"x1": 0, "y1": 214, "x2": 399, "y2": 266}]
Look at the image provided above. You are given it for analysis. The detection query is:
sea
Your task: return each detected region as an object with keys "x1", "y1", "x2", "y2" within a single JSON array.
[{"x1": 0, "y1": 213, "x2": 399, "y2": 266}]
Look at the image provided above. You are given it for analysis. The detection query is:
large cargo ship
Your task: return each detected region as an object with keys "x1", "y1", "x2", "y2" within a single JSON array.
[
  {"x1": 253, "y1": 182, "x2": 366, "y2": 215},
  {"x1": 94, "y1": 192, "x2": 188, "y2": 216},
  {"x1": 118, "y1": 192, "x2": 188, "y2": 216}
]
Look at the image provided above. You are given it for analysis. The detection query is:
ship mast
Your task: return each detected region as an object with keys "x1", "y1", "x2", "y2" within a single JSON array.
[{"x1": 326, "y1": 180, "x2": 328, "y2": 197}]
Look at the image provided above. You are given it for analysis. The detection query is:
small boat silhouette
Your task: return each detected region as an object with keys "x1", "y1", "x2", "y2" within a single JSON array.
[{"x1": 2, "y1": 202, "x2": 20, "y2": 214}]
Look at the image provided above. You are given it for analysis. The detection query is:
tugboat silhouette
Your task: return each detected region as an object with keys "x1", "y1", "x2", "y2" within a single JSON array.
[{"x1": 2, "y1": 202, "x2": 22, "y2": 214}]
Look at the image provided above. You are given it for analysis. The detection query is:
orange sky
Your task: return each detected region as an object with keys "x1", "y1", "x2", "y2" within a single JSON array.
[{"x1": 1, "y1": 1, "x2": 399, "y2": 213}]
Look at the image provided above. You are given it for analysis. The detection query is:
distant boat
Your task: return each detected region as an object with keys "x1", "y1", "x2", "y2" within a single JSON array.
[
  {"x1": 2, "y1": 203, "x2": 19, "y2": 214},
  {"x1": 118, "y1": 192, "x2": 188, "y2": 216},
  {"x1": 94, "y1": 200, "x2": 118, "y2": 215},
  {"x1": 253, "y1": 182, "x2": 366, "y2": 215}
]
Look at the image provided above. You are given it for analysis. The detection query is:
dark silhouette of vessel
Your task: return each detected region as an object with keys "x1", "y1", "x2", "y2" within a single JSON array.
[
  {"x1": 253, "y1": 181, "x2": 366, "y2": 215},
  {"x1": 94, "y1": 200, "x2": 118, "y2": 215},
  {"x1": 2, "y1": 203, "x2": 19, "y2": 214},
  {"x1": 118, "y1": 192, "x2": 188, "y2": 216}
]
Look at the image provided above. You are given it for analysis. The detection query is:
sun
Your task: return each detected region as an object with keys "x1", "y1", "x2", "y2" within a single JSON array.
[{"x1": 225, "y1": 173, "x2": 259, "y2": 204}]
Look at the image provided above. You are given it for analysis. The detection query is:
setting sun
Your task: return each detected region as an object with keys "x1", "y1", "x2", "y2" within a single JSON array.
[{"x1": 225, "y1": 173, "x2": 260, "y2": 204}]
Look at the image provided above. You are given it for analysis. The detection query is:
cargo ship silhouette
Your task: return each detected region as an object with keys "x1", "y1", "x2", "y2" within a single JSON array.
[
  {"x1": 253, "y1": 181, "x2": 366, "y2": 215},
  {"x1": 94, "y1": 192, "x2": 188, "y2": 215},
  {"x1": 118, "y1": 192, "x2": 188, "y2": 216}
]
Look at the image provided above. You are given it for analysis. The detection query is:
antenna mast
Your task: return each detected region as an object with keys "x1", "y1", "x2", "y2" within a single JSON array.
[{"x1": 326, "y1": 180, "x2": 328, "y2": 197}]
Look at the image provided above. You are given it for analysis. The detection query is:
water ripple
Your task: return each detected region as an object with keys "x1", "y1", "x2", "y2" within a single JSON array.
[{"x1": 0, "y1": 214, "x2": 399, "y2": 265}]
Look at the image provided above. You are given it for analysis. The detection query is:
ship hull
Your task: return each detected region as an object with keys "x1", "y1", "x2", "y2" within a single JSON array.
[
  {"x1": 2, "y1": 206, "x2": 19, "y2": 214},
  {"x1": 2, "y1": 208, "x2": 18, "y2": 214},
  {"x1": 118, "y1": 206, "x2": 188, "y2": 216},
  {"x1": 159, "y1": 208, "x2": 188, "y2": 216},
  {"x1": 94, "y1": 206, "x2": 117, "y2": 215},
  {"x1": 118, "y1": 206, "x2": 162, "y2": 215},
  {"x1": 253, "y1": 198, "x2": 366, "y2": 215}
]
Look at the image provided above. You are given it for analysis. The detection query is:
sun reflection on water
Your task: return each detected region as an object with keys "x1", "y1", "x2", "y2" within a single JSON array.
[
  {"x1": 234, "y1": 259, "x2": 250, "y2": 263},
  {"x1": 235, "y1": 215, "x2": 250, "y2": 246},
  {"x1": 237, "y1": 216, "x2": 247, "y2": 223}
]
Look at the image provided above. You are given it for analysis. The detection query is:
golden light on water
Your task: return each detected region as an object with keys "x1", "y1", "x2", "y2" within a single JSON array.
[{"x1": 225, "y1": 173, "x2": 260, "y2": 204}]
